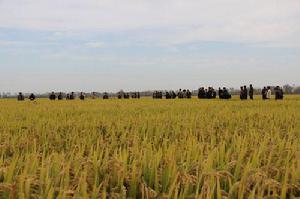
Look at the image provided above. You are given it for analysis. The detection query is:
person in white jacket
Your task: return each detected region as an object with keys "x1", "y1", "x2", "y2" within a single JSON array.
[{"x1": 266, "y1": 86, "x2": 272, "y2": 99}]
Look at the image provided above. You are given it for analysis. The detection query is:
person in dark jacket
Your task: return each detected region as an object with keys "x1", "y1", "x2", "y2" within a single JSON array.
[
  {"x1": 198, "y1": 87, "x2": 206, "y2": 99},
  {"x1": 17, "y1": 92, "x2": 25, "y2": 101},
  {"x1": 58, "y1": 92, "x2": 63, "y2": 100},
  {"x1": 275, "y1": 86, "x2": 284, "y2": 100},
  {"x1": 240, "y1": 87, "x2": 244, "y2": 100},
  {"x1": 124, "y1": 93, "x2": 129, "y2": 99},
  {"x1": 222, "y1": 87, "x2": 231, "y2": 99},
  {"x1": 69, "y1": 92, "x2": 75, "y2": 100},
  {"x1": 182, "y1": 89, "x2": 187, "y2": 98},
  {"x1": 171, "y1": 91, "x2": 177, "y2": 99},
  {"x1": 49, "y1": 92, "x2": 56, "y2": 100},
  {"x1": 206, "y1": 87, "x2": 212, "y2": 99},
  {"x1": 79, "y1": 92, "x2": 85, "y2": 100},
  {"x1": 117, "y1": 92, "x2": 122, "y2": 99},
  {"x1": 29, "y1": 93, "x2": 36, "y2": 101},
  {"x1": 218, "y1": 88, "x2": 223, "y2": 99},
  {"x1": 186, "y1": 89, "x2": 192, "y2": 99},
  {"x1": 212, "y1": 88, "x2": 217, "y2": 98},
  {"x1": 131, "y1": 92, "x2": 138, "y2": 99},
  {"x1": 249, "y1": 84, "x2": 254, "y2": 100},
  {"x1": 262, "y1": 87, "x2": 267, "y2": 100},
  {"x1": 178, "y1": 89, "x2": 183, "y2": 99},
  {"x1": 103, "y1": 92, "x2": 109, "y2": 99},
  {"x1": 243, "y1": 85, "x2": 248, "y2": 99},
  {"x1": 165, "y1": 91, "x2": 171, "y2": 99}
]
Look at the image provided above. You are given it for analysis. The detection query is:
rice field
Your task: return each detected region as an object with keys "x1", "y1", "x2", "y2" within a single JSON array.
[{"x1": 0, "y1": 96, "x2": 299, "y2": 198}]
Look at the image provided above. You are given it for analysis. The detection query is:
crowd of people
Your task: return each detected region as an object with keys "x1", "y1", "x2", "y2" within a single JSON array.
[
  {"x1": 153, "y1": 91, "x2": 163, "y2": 99},
  {"x1": 165, "y1": 91, "x2": 177, "y2": 99},
  {"x1": 118, "y1": 92, "x2": 140, "y2": 99},
  {"x1": 17, "y1": 92, "x2": 35, "y2": 101},
  {"x1": 198, "y1": 87, "x2": 217, "y2": 99},
  {"x1": 238, "y1": 85, "x2": 284, "y2": 100},
  {"x1": 240, "y1": 85, "x2": 253, "y2": 100},
  {"x1": 178, "y1": 89, "x2": 192, "y2": 98},
  {"x1": 16, "y1": 85, "x2": 285, "y2": 101},
  {"x1": 218, "y1": 87, "x2": 232, "y2": 99},
  {"x1": 261, "y1": 86, "x2": 284, "y2": 100},
  {"x1": 153, "y1": 89, "x2": 192, "y2": 99}
]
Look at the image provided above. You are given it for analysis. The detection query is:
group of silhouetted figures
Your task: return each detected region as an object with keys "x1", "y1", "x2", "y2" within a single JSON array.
[
  {"x1": 153, "y1": 91, "x2": 163, "y2": 99},
  {"x1": 153, "y1": 89, "x2": 192, "y2": 99},
  {"x1": 218, "y1": 87, "x2": 232, "y2": 99},
  {"x1": 238, "y1": 85, "x2": 284, "y2": 100},
  {"x1": 16, "y1": 85, "x2": 285, "y2": 101},
  {"x1": 118, "y1": 92, "x2": 140, "y2": 99},
  {"x1": 49, "y1": 92, "x2": 79, "y2": 100},
  {"x1": 261, "y1": 86, "x2": 284, "y2": 100},
  {"x1": 18, "y1": 93, "x2": 36, "y2": 101},
  {"x1": 240, "y1": 85, "x2": 254, "y2": 100},
  {"x1": 198, "y1": 87, "x2": 217, "y2": 99},
  {"x1": 17, "y1": 92, "x2": 109, "y2": 101}
]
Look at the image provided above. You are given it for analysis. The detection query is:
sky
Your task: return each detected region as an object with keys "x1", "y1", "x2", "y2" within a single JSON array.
[{"x1": 0, "y1": 0, "x2": 299, "y2": 93}]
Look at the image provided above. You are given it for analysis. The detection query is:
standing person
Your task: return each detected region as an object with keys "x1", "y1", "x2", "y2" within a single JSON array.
[
  {"x1": 198, "y1": 88, "x2": 202, "y2": 99},
  {"x1": 186, "y1": 89, "x2": 192, "y2": 99},
  {"x1": 182, "y1": 89, "x2": 187, "y2": 98},
  {"x1": 17, "y1": 92, "x2": 25, "y2": 101},
  {"x1": 171, "y1": 91, "x2": 177, "y2": 99},
  {"x1": 243, "y1": 85, "x2": 248, "y2": 99},
  {"x1": 159, "y1": 91, "x2": 163, "y2": 99},
  {"x1": 212, "y1": 88, "x2": 217, "y2": 98},
  {"x1": 279, "y1": 87, "x2": 284, "y2": 100},
  {"x1": 117, "y1": 92, "x2": 122, "y2": 99},
  {"x1": 218, "y1": 87, "x2": 223, "y2": 99},
  {"x1": 223, "y1": 87, "x2": 231, "y2": 99},
  {"x1": 278, "y1": 87, "x2": 284, "y2": 100},
  {"x1": 262, "y1": 87, "x2": 267, "y2": 100},
  {"x1": 103, "y1": 92, "x2": 109, "y2": 99},
  {"x1": 49, "y1": 92, "x2": 56, "y2": 100},
  {"x1": 165, "y1": 92, "x2": 171, "y2": 99},
  {"x1": 198, "y1": 87, "x2": 205, "y2": 99},
  {"x1": 240, "y1": 86, "x2": 244, "y2": 100},
  {"x1": 274, "y1": 86, "x2": 282, "y2": 100},
  {"x1": 79, "y1": 92, "x2": 85, "y2": 100},
  {"x1": 69, "y1": 92, "x2": 75, "y2": 100},
  {"x1": 178, "y1": 89, "x2": 183, "y2": 99},
  {"x1": 58, "y1": 92, "x2": 63, "y2": 100},
  {"x1": 206, "y1": 87, "x2": 212, "y2": 99},
  {"x1": 249, "y1": 84, "x2": 254, "y2": 100},
  {"x1": 29, "y1": 93, "x2": 36, "y2": 101},
  {"x1": 266, "y1": 86, "x2": 272, "y2": 99},
  {"x1": 204, "y1": 88, "x2": 208, "y2": 98}
]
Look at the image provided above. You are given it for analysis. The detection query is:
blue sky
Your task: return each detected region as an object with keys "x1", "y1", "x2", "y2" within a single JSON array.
[{"x1": 0, "y1": 0, "x2": 299, "y2": 92}]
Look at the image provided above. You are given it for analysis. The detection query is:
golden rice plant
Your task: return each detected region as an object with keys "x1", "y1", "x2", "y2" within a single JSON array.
[{"x1": 0, "y1": 96, "x2": 299, "y2": 198}]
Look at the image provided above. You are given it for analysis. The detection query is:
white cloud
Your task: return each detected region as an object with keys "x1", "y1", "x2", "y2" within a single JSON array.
[
  {"x1": 85, "y1": 41, "x2": 105, "y2": 48},
  {"x1": 0, "y1": 40, "x2": 19, "y2": 46},
  {"x1": 0, "y1": 40, "x2": 56, "y2": 47},
  {"x1": 0, "y1": 0, "x2": 300, "y2": 46}
]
